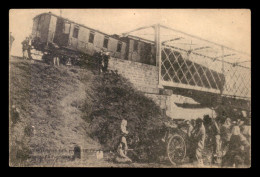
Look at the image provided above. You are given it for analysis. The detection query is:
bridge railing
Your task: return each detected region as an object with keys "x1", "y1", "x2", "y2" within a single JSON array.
[
  {"x1": 160, "y1": 44, "x2": 251, "y2": 100},
  {"x1": 121, "y1": 24, "x2": 251, "y2": 101}
]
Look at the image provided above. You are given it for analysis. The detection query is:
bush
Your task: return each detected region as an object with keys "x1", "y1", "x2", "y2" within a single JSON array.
[{"x1": 82, "y1": 71, "x2": 167, "y2": 162}]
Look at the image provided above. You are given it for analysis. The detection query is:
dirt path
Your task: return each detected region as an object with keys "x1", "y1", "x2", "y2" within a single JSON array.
[{"x1": 58, "y1": 79, "x2": 100, "y2": 151}]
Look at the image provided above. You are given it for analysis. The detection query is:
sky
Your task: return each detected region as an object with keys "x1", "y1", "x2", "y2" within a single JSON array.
[{"x1": 9, "y1": 9, "x2": 251, "y2": 66}]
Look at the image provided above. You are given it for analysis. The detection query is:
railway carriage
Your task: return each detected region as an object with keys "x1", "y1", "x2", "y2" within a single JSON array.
[
  {"x1": 31, "y1": 12, "x2": 128, "y2": 64},
  {"x1": 120, "y1": 35, "x2": 156, "y2": 65}
]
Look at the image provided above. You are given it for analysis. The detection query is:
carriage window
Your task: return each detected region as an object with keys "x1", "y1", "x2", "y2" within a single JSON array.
[
  {"x1": 89, "y1": 32, "x2": 95, "y2": 43},
  {"x1": 117, "y1": 42, "x2": 122, "y2": 52},
  {"x1": 73, "y1": 27, "x2": 79, "y2": 38},
  {"x1": 63, "y1": 22, "x2": 70, "y2": 34},
  {"x1": 103, "y1": 37, "x2": 109, "y2": 48},
  {"x1": 133, "y1": 40, "x2": 138, "y2": 51},
  {"x1": 73, "y1": 26, "x2": 79, "y2": 38}
]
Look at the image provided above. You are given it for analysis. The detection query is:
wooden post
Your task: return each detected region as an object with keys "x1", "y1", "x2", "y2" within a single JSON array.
[{"x1": 155, "y1": 24, "x2": 163, "y2": 88}]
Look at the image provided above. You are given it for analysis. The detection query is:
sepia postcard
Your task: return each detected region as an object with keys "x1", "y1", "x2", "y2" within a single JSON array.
[{"x1": 9, "y1": 9, "x2": 251, "y2": 168}]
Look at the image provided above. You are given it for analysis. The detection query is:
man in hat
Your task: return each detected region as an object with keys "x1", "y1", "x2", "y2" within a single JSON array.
[
  {"x1": 102, "y1": 51, "x2": 110, "y2": 72},
  {"x1": 190, "y1": 118, "x2": 206, "y2": 166}
]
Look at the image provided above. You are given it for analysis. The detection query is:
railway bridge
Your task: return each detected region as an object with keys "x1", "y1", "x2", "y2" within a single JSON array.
[{"x1": 109, "y1": 24, "x2": 251, "y2": 120}]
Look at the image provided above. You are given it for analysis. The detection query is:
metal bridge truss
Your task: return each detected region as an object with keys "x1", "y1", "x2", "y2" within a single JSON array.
[
  {"x1": 160, "y1": 45, "x2": 251, "y2": 99},
  {"x1": 122, "y1": 24, "x2": 251, "y2": 101}
]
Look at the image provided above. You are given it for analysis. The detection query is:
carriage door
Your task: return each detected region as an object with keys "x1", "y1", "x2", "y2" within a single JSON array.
[{"x1": 53, "y1": 18, "x2": 70, "y2": 46}]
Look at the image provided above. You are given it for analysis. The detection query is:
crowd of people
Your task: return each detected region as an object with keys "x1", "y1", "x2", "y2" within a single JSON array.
[
  {"x1": 113, "y1": 114, "x2": 251, "y2": 167},
  {"x1": 185, "y1": 115, "x2": 251, "y2": 167}
]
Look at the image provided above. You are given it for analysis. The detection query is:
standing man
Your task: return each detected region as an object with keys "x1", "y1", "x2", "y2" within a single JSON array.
[
  {"x1": 220, "y1": 117, "x2": 232, "y2": 156},
  {"x1": 22, "y1": 37, "x2": 29, "y2": 60},
  {"x1": 211, "y1": 117, "x2": 221, "y2": 164},
  {"x1": 185, "y1": 120, "x2": 194, "y2": 138},
  {"x1": 185, "y1": 120, "x2": 194, "y2": 162},
  {"x1": 93, "y1": 49, "x2": 103, "y2": 74},
  {"x1": 9, "y1": 32, "x2": 15, "y2": 57},
  {"x1": 103, "y1": 51, "x2": 110, "y2": 72},
  {"x1": 27, "y1": 35, "x2": 33, "y2": 59},
  {"x1": 50, "y1": 42, "x2": 60, "y2": 66},
  {"x1": 190, "y1": 118, "x2": 206, "y2": 166}
]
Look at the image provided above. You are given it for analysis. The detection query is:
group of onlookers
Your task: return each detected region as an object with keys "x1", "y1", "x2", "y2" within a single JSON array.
[
  {"x1": 21, "y1": 35, "x2": 111, "y2": 70},
  {"x1": 114, "y1": 115, "x2": 251, "y2": 167},
  {"x1": 185, "y1": 115, "x2": 251, "y2": 167}
]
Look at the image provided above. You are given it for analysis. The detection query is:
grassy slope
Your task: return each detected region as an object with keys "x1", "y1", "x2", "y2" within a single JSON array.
[
  {"x1": 9, "y1": 57, "x2": 100, "y2": 166},
  {"x1": 9, "y1": 56, "x2": 167, "y2": 167}
]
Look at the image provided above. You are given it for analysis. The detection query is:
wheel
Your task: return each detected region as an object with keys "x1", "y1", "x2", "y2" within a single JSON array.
[{"x1": 167, "y1": 134, "x2": 186, "y2": 165}]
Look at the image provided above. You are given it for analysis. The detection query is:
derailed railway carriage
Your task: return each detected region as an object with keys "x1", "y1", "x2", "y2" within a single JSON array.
[
  {"x1": 30, "y1": 12, "x2": 251, "y2": 165},
  {"x1": 31, "y1": 12, "x2": 128, "y2": 64}
]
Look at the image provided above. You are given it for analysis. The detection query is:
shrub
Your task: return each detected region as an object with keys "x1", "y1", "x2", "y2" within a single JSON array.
[{"x1": 82, "y1": 71, "x2": 167, "y2": 162}]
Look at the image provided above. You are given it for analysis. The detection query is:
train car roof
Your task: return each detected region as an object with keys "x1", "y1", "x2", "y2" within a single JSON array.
[
  {"x1": 33, "y1": 12, "x2": 126, "y2": 42},
  {"x1": 124, "y1": 35, "x2": 155, "y2": 45}
]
